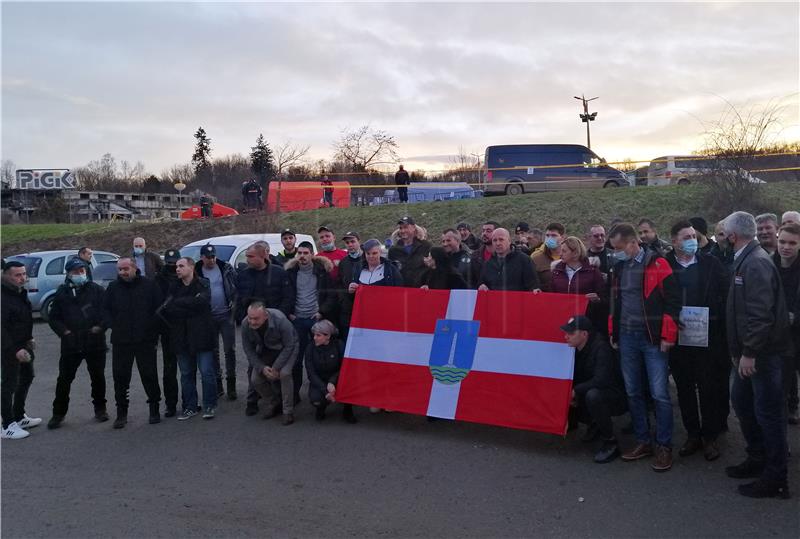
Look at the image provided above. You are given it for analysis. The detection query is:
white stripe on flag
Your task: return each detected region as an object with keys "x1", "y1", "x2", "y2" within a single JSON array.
[
  {"x1": 346, "y1": 328, "x2": 574, "y2": 380},
  {"x1": 427, "y1": 290, "x2": 478, "y2": 418}
]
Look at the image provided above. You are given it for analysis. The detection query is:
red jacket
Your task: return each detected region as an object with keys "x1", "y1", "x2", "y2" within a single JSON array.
[{"x1": 318, "y1": 249, "x2": 348, "y2": 282}]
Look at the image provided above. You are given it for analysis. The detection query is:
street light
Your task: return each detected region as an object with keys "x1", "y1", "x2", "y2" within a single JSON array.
[
  {"x1": 574, "y1": 94, "x2": 598, "y2": 149},
  {"x1": 174, "y1": 181, "x2": 186, "y2": 215}
]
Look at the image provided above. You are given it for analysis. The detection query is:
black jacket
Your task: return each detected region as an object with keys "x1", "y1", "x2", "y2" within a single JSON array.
[
  {"x1": 349, "y1": 257, "x2": 403, "y2": 288},
  {"x1": 234, "y1": 262, "x2": 293, "y2": 321},
  {"x1": 284, "y1": 256, "x2": 337, "y2": 319},
  {"x1": 463, "y1": 234, "x2": 480, "y2": 252},
  {"x1": 665, "y1": 251, "x2": 729, "y2": 353},
  {"x1": 304, "y1": 338, "x2": 345, "y2": 391},
  {"x1": 103, "y1": 275, "x2": 163, "y2": 345},
  {"x1": 1, "y1": 282, "x2": 33, "y2": 361},
  {"x1": 448, "y1": 248, "x2": 473, "y2": 285},
  {"x1": 726, "y1": 241, "x2": 792, "y2": 359},
  {"x1": 469, "y1": 244, "x2": 492, "y2": 289},
  {"x1": 417, "y1": 267, "x2": 469, "y2": 290},
  {"x1": 479, "y1": 250, "x2": 540, "y2": 291},
  {"x1": 573, "y1": 332, "x2": 625, "y2": 398},
  {"x1": 388, "y1": 238, "x2": 432, "y2": 287},
  {"x1": 48, "y1": 280, "x2": 107, "y2": 354},
  {"x1": 162, "y1": 276, "x2": 215, "y2": 355},
  {"x1": 195, "y1": 258, "x2": 237, "y2": 312}
]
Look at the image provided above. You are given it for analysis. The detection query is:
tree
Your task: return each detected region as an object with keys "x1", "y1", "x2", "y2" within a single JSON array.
[
  {"x1": 1, "y1": 159, "x2": 16, "y2": 187},
  {"x1": 333, "y1": 125, "x2": 398, "y2": 171},
  {"x1": 250, "y1": 134, "x2": 275, "y2": 187},
  {"x1": 274, "y1": 140, "x2": 311, "y2": 175},
  {"x1": 142, "y1": 175, "x2": 162, "y2": 192},
  {"x1": 192, "y1": 126, "x2": 213, "y2": 184}
]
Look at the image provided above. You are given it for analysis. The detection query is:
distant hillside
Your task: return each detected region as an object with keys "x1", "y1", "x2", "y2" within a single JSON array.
[{"x1": 3, "y1": 183, "x2": 799, "y2": 257}]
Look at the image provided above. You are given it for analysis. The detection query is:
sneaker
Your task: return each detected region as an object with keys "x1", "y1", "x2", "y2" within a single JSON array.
[
  {"x1": 164, "y1": 406, "x2": 177, "y2": 418},
  {"x1": 47, "y1": 415, "x2": 65, "y2": 430},
  {"x1": 679, "y1": 437, "x2": 702, "y2": 457},
  {"x1": 594, "y1": 439, "x2": 620, "y2": 464},
  {"x1": 1, "y1": 422, "x2": 30, "y2": 440},
  {"x1": 621, "y1": 443, "x2": 654, "y2": 461},
  {"x1": 177, "y1": 409, "x2": 197, "y2": 421},
  {"x1": 202, "y1": 407, "x2": 216, "y2": 419},
  {"x1": 18, "y1": 414, "x2": 42, "y2": 429},
  {"x1": 652, "y1": 446, "x2": 673, "y2": 472},
  {"x1": 737, "y1": 479, "x2": 791, "y2": 499},
  {"x1": 726, "y1": 459, "x2": 765, "y2": 479},
  {"x1": 245, "y1": 402, "x2": 259, "y2": 416}
]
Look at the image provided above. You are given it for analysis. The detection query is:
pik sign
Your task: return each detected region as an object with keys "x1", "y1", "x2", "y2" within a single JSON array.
[{"x1": 14, "y1": 169, "x2": 76, "y2": 190}]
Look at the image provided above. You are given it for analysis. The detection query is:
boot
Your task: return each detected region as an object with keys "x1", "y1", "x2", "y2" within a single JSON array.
[
  {"x1": 148, "y1": 403, "x2": 161, "y2": 424},
  {"x1": 226, "y1": 377, "x2": 237, "y2": 401},
  {"x1": 113, "y1": 408, "x2": 127, "y2": 429},
  {"x1": 216, "y1": 378, "x2": 225, "y2": 398},
  {"x1": 94, "y1": 405, "x2": 109, "y2": 423}
]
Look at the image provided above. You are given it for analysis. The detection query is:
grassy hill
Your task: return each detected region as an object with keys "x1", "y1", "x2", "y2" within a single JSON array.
[{"x1": 3, "y1": 183, "x2": 799, "y2": 257}]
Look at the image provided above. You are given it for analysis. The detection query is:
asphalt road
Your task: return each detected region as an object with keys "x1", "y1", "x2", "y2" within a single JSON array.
[{"x1": 2, "y1": 321, "x2": 799, "y2": 538}]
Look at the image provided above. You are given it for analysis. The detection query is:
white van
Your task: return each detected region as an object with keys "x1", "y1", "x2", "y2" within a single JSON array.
[
  {"x1": 181, "y1": 233, "x2": 317, "y2": 271},
  {"x1": 647, "y1": 156, "x2": 763, "y2": 186}
]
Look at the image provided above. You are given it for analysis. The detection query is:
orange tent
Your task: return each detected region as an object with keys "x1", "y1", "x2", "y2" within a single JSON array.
[
  {"x1": 180, "y1": 202, "x2": 239, "y2": 220},
  {"x1": 266, "y1": 181, "x2": 351, "y2": 212}
]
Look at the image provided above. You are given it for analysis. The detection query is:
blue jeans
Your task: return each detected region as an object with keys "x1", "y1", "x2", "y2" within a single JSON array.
[
  {"x1": 731, "y1": 353, "x2": 788, "y2": 482},
  {"x1": 177, "y1": 351, "x2": 217, "y2": 411},
  {"x1": 619, "y1": 329, "x2": 673, "y2": 447}
]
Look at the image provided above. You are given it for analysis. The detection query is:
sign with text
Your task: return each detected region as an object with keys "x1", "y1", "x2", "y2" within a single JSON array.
[
  {"x1": 678, "y1": 306, "x2": 710, "y2": 348},
  {"x1": 14, "y1": 169, "x2": 76, "y2": 190}
]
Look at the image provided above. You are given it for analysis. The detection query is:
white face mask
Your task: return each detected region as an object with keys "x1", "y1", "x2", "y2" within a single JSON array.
[{"x1": 69, "y1": 273, "x2": 88, "y2": 286}]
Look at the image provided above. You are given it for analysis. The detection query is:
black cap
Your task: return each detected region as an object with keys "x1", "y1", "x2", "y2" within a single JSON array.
[
  {"x1": 280, "y1": 228, "x2": 296, "y2": 238},
  {"x1": 515, "y1": 222, "x2": 530, "y2": 233},
  {"x1": 317, "y1": 225, "x2": 333, "y2": 234},
  {"x1": 560, "y1": 315, "x2": 594, "y2": 333},
  {"x1": 65, "y1": 258, "x2": 87, "y2": 272},
  {"x1": 297, "y1": 241, "x2": 314, "y2": 251},
  {"x1": 397, "y1": 216, "x2": 415, "y2": 225},
  {"x1": 688, "y1": 217, "x2": 708, "y2": 236},
  {"x1": 200, "y1": 244, "x2": 216, "y2": 257},
  {"x1": 342, "y1": 231, "x2": 360, "y2": 240},
  {"x1": 164, "y1": 249, "x2": 181, "y2": 264}
]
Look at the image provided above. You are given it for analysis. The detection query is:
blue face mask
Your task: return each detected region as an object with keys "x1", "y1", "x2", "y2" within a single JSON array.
[
  {"x1": 681, "y1": 238, "x2": 699, "y2": 255},
  {"x1": 133, "y1": 247, "x2": 144, "y2": 256},
  {"x1": 613, "y1": 249, "x2": 631, "y2": 262},
  {"x1": 69, "y1": 274, "x2": 87, "y2": 286},
  {"x1": 544, "y1": 237, "x2": 559, "y2": 250}
]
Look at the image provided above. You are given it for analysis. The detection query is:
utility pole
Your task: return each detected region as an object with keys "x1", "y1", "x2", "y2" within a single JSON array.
[{"x1": 574, "y1": 95, "x2": 598, "y2": 149}]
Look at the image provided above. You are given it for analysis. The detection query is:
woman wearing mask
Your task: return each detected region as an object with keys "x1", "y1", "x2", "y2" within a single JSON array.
[
  {"x1": 161, "y1": 257, "x2": 217, "y2": 421},
  {"x1": 550, "y1": 237, "x2": 607, "y2": 334},
  {"x1": 304, "y1": 319, "x2": 356, "y2": 423}
]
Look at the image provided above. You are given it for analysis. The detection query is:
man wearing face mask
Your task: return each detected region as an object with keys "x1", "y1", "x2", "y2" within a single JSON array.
[
  {"x1": 608, "y1": 223, "x2": 681, "y2": 472},
  {"x1": 531, "y1": 222, "x2": 565, "y2": 292},
  {"x1": 47, "y1": 258, "x2": 109, "y2": 429},
  {"x1": 664, "y1": 220, "x2": 729, "y2": 461},
  {"x1": 316, "y1": 226, "x2": 348, "y2": 283},
  {"x1": 132, "y1": 237, "x2": 163, "y2": 279}
]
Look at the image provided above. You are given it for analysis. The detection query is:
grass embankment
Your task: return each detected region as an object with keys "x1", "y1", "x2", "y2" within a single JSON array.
[
  {"x1": 2, "y1": 184, "x2": 799, "y2": 256},
  {"x1": 1, "y1": 222, "x2": 132, "y2": 247}
]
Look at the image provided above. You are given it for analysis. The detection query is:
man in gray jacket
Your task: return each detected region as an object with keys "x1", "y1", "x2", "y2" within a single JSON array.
[
  {"x1": 241, "y1": 302, "x2": 298, "y2": 425},
  {"x1": 722, "y1": 211, "x2": 792, "y2": 499}
]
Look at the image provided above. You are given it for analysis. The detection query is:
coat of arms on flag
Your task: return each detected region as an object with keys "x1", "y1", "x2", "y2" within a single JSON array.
[{"x1": 336, "y1": 287, "x2": 589, "y2": 435}]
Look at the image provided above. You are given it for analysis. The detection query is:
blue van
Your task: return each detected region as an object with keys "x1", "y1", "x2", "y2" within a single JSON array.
[{"x1": 483, "y1": 144, "x2": 629, "y2": 195}]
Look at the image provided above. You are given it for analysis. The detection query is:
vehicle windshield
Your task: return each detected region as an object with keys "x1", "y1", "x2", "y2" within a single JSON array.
[
  {"x1": 180, "y1": 244, "x2": 236, "y2": 264},
  {"x1": 92, "y1": 261, "x2": 119, "y2": 281},
  {"x1": 6, "y1": 256, "x2": 42, "y2": 278}
]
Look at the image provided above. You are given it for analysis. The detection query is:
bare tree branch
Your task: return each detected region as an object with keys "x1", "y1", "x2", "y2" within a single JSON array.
[{"x1": 275, "y1": 140, "x2": 311, "y2": 174}]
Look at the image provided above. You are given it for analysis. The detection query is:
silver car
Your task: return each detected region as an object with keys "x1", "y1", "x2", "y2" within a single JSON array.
[{"x1": 5, "y1": 250, "x2": 120, "y2": 320}]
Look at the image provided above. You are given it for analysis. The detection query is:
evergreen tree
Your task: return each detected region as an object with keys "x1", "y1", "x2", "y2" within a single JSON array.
[
  {"x1": 192, "y1": 127, "x2": 213, "y2": 184},
  {"x1": 250, "y1": 133, "x2": 274, "y2": 187}
]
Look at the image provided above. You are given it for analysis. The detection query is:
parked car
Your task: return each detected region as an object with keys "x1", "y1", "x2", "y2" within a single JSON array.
[
  {"x1": 647, "y1": 155, "x2": 765, "y2": 186},
  {"x1": 92, "y1": 260, "x2": 120, "y2": 289},
  {"x1": 180, "y1": 233, "x2": 317, "y2": 271},
  {"x1": 5, "y1": 250, "x2": 120, "y2": 320},
  {"x1": 483, "y1": 144, "x2": 629, "y2": 195}
]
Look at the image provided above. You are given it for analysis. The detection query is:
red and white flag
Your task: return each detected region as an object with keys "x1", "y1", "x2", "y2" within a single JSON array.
[{"x1": 336, "y1": 287, "x2": 588, "y2": 435}]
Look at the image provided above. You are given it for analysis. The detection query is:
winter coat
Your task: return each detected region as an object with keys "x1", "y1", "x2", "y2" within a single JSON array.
[
  {"x1": 234, "y1": 261, "x2": 294, "y2": 321},
  {"x1": 284, "y1": 256, "x2": 337, "y2": 319},
  {"x1": 551, "y1": 260, "x2": 608, "y2": 333},
  {"x1": 479, "y1": 250, "x2": 540, "y2": 291},
  {"x1": 103, "y1": 274, "x2": 163, "y2": 345},
  {"x1": 1, "y1": 282, "x2": 33, "y2": 361},
  {"x1": 417, "y1": 267, "x2": 469, "y2": 290},
  {"x1": 162, "y1": 276, "x2": 216, "y2": 355},
  {"x1": 304, "y1": 338, "x2": 345, "y2": 392},
  {"x1": 448, "y1": 248, "x2": 474, "y2": 286},
  {"x1": 469, "y1": 244, "x2": 493, "y2": 289},
  {"x1": 726, "y1": 241, "x2": 792, "y2": 359},
  {"x1": 609, "y1": 247, "x2": 681, "y2": 346},
  {"x1": 531, "y1": 247, "x2": 560, "y2": 291},
  {"x1": 573, "y1": 332, "x2": 626, "y2": 399},
  {"x1": 241, "y1": 308, "x2": 298, "y2": 372},
  {"x1": 349, "y1": 257, "x2": 404, "y2": 288},
  {"x1": 388, "y1": 238, "x2": 432, "y2": 287},
  {"x1": 463, "y1": 233, "x2": 481, "y2": 252},
  {"x1": 48, "y1": 280, "x2": 107, "y2": 354},
  {"x1": 195, "y1": 258, "x2": 237, "y2": 311},
  {"x1": 133, "y1": 250, "x2": 164, "y2": 279}
]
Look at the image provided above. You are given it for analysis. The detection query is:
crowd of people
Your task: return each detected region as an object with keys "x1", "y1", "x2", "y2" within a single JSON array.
[{"x1": 2, "y1": 209, "x2": 799, "y2": 500}]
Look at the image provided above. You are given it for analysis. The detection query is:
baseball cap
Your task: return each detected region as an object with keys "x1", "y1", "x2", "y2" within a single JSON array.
[
  {"x1": 342, "y1": 231, "x2": 360, "y2": 240},
  {"x1": 397, "y1": 216, "x2": 415, "y2": 226},
  {"x1": 560, "y1": 315, "x2": 594, "y2": 333},
  {"x1": 164, "y1": 249, "x2": 181, "y2": 264},
  {"x1": 317, "y1": 225, "x2": 333, "y2": 234},
  {"x1": 65, "y1": 258, "x2": 87, "y2": 272},
  {"x1": 688, "y1": 217, "x2": 708, "y2": 236},
  {"x1": 515, "y1": 222, "x2": 530, "y2": 233},
  {"x1": 200, "y1": 244, "x2": 216, "y2": 257},
  {"x1": 280, "y1": 228, "x2": 296, "y2": 238}
]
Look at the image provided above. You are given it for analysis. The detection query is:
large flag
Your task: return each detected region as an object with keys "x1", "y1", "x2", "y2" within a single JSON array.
[{"x1": 336, "y1": 287, "x2": 589, "y2": 435}]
